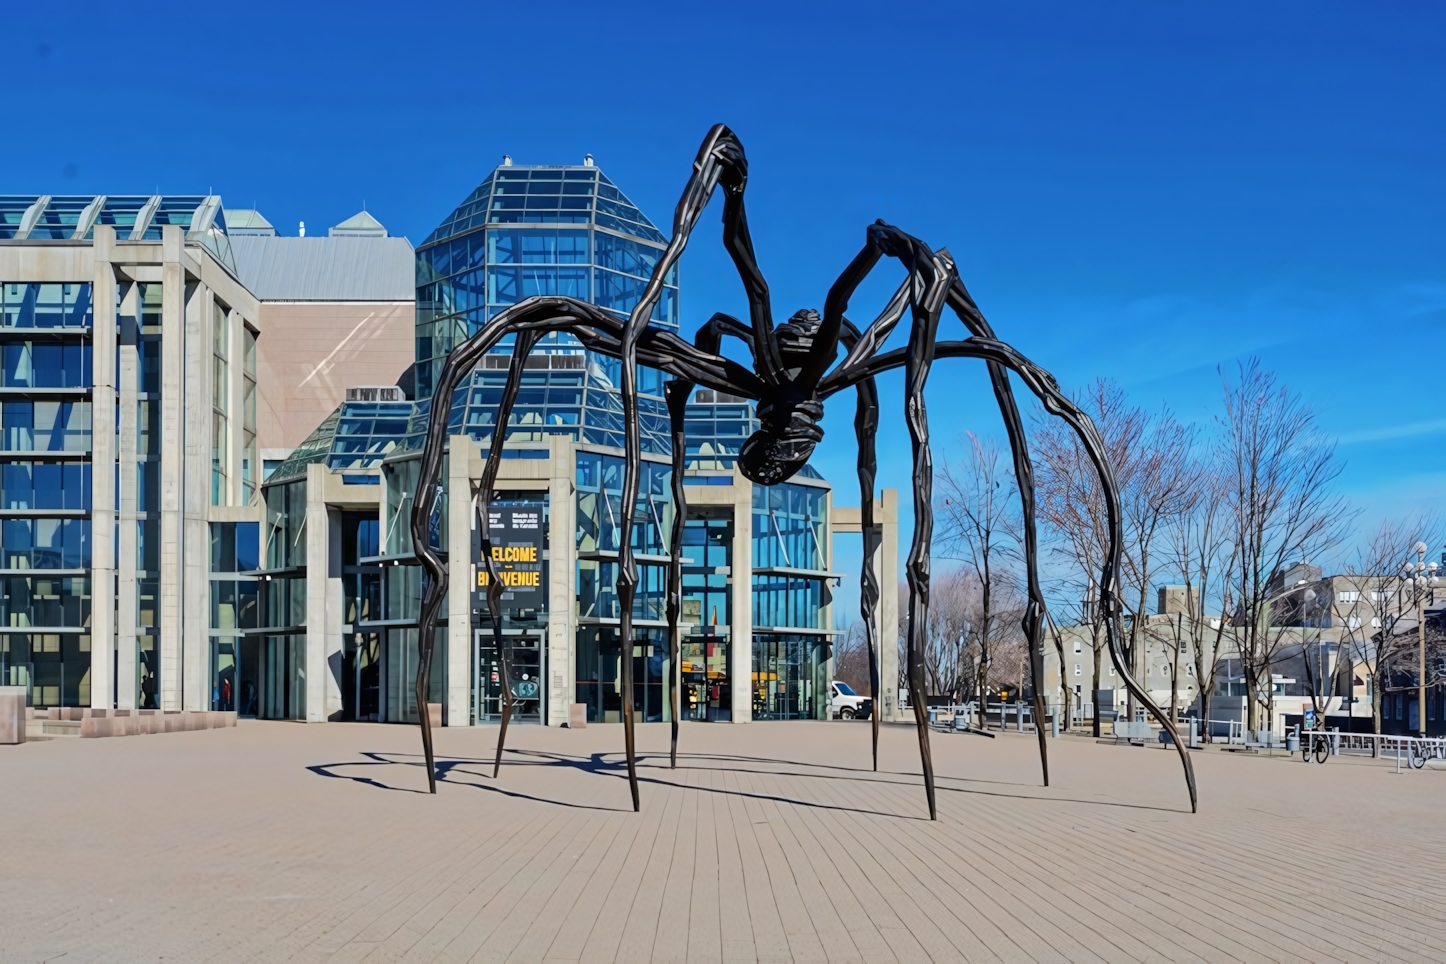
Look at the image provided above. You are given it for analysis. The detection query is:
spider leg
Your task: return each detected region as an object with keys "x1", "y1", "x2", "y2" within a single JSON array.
[
  {"x1": 662, "y1": 314, "x2": 758, "y2": 770},
  {"x1": 899, "y1": 273, "x2": 951, "y2": 822},
  {"x1": 839, "y1": 319, "x2": 882, "y2": 772},
  {"x1": 665, "y1": 379, "x2": 689, "y2": 769},
  {"x1": 936, "y1": 269, "x2": 1050, "y2": 786},
  {"x1": 412, "y1": 297, "x2": 637, "y2": 793},
  {"x1": 829, "y1": 335, "x2": 1200, "y2": 813},
  {"x1": 478, "y1": 328, "x2": 543, "y2": 778},
  {"x1": 615, "y1": 126, "x2": 774, "y2": 812}
]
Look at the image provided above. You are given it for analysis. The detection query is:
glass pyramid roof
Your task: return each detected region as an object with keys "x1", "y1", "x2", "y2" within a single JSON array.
[{"x1": 421, "y1": 166, "x2": 666, "y2": 249}]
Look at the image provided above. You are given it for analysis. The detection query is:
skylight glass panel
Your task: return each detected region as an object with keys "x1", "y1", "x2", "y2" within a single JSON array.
[
  {"x1": 0, "y1": 197, "x2": 38, "y2": 240},
  {"x1": 142, "y1": 197, "x2": 206, "y2": 239},
  {"x1": 29, "y1": 197, "x2": 94, "y2": 240},
  {"x1": 89, "y1": 197, "x2": 150, "y2": 238}
]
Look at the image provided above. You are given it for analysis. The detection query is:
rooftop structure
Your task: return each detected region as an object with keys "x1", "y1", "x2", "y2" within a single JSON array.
[
  {"x1": 0, "y1": 194, "x2": 234, "y2": 271},
  {"x1": 329, "y1": 210, "x2": 387, "y2": 238}
]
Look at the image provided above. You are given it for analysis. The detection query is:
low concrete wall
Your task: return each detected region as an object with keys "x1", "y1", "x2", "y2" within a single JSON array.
[
  {"x1": 79, "y1": 710, "x2": 237, "y2": 739},
  {"x1": 0, "y1": 686, "x2": 25, "y2": 744}
]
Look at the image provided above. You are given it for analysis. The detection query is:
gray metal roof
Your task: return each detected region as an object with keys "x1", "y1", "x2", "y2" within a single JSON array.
[{"x1": 230, "y1": 235, "x2": 414, "y2": 301}]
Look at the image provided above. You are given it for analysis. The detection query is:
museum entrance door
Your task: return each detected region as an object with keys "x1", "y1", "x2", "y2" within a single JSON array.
[
  {"x1": 475, "y1": 631, "x2": 543, "y2": 724},
  {"x1": 680, "y1": 631, "x2": 731, "y2": 721}
]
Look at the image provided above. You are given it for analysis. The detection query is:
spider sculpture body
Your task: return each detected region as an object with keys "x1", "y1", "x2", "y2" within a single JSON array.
[{"x1": 409, "y1": 124, "x2": 1199, "y2": 818}]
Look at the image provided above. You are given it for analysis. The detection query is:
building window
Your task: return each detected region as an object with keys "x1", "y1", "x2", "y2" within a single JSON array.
[
  {"x1": 1073, "y1": 639, "x2": 1082, "y2": 654},
  {"x1": 212, "y1": 304, "x2": 228, "y2": 505},
  {"x1": 1074, "y1": 663, "x2": 1081, "y2": 676}
]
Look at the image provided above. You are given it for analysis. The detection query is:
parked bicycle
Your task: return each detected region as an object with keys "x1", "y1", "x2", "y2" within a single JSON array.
[
  {"x1": 1302, "y1": 730, "x2": 1331, "y2": 764},
  {"x1": 1408, "y1": 738, "x2": 1445, "y2": 769}
]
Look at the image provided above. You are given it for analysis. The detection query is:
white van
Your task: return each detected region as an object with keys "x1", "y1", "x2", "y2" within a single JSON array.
[{"x1": 829, "y1": 681, "x2": 872, "y2": 720}]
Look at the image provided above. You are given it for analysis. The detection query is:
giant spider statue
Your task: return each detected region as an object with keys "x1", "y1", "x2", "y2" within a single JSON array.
[{"x1": 410, "y1": 124, "x2": 1198, "y2": 819}]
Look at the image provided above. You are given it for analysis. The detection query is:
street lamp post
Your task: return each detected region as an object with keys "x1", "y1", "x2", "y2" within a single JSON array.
[
  {"x1": 1405, "y1": 542, "x2": 1438, "y2": 736},
  {"x1": 1302, "y1": 587, "x2": 1322, "y2": 723}
]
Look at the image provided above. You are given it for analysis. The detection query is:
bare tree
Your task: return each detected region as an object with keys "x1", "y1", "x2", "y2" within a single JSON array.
[
  {"x1": 1035, "y1": 393, "x2": 1113, "y2": 736},
  {"x1": 1118, "y1": 400, "x2": 1197, "y2": 721},
  {"x1": 936, "y1": 432, "x2": 1022, "y2": 725},
  {"x1": 833, "y1": 620, "x2": 874, "y2": 697},
  {"x1": 1219, "y1": 359, "x2": 1351, "y2": 732},
  {"x1": 1165, "y1": 454, "x2": 1240, "y2": 741},
  {"x1": 919, "y1": 567, "x2": 976, "y2": 702},
  {"x1": 1035, "y1": 379, "x2": 1195, "y2": 734}
]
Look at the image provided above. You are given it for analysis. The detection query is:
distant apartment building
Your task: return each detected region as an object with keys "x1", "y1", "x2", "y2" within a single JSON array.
[
  {"x1": 0, "y1": 195, "x2": 413, "y2": 713},
  {"x1": 1044, "y1": 559, "x2": 1445, "y2": 735}
]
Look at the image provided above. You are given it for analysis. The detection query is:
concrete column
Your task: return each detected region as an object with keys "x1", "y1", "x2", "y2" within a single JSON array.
[
  {"x1": 158, "y1": 225, "x2": 185, "y2": 712},
  {"x1": 730, "y1": 465, "x2": 753, "y2": 723},
  {"x1": 822, "y1": 487, "x2": 835, "y2": 689},
  {"x1": 181, "y1": 282, "x2": 211, "y2": 711},
  {"x1": 446, "y1": 435, "x2": 471, "y2": 726},
  {"x1": 547, "y1": 434, "x2": 576, "y2": 727},
  {"x1": 304, "y1": 462, "x2": 330, "y2": 722},
  {"x1": 89, "y1": 229, "x2": 117, "y2": 708},
  {"x1": 879, "y1": 488, "x2": 900, "y2": 722},
  {"x1": 325, "y1": 504, "x2": 344, "y2": 721},
  {"x1": 115, "y1": 281, "x2": 139, "y2": 710}
]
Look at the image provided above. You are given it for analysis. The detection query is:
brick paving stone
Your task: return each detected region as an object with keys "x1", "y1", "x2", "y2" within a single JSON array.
[{"x1": 2, "y1": 720, "x2": 1445, "y2": 962}]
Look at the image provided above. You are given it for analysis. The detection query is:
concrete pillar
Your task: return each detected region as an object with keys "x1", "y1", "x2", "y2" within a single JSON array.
[
  {"x1": 325, "y1": 504, "x2": 344, "y2": 721},
  {"x1": 182, "y1": 282, "x2": 211, "y2": 711},
  {"x1": 158, "y1": 225, "x2": 185, "y2": 712},
  {"x1": 547, "y1": 434, "x2": 576, "y2": 726},
  {"x1": 446, "y1": 435, "x2": 471, "y2": 726},
  {"x1": 90, "y1": 228, "x2": 118, "y2": 708},
  {"x1": 821, "y1": 486, "x2": 835, "y2": 698},
  {"x1": 115, "y1": 281, "x2": 139, "y2": 710},
  {"x1": 227, "y1": 307, "x2": 244, "y2": 506},
  {"x1": 730, "y1": 464, "x2": 753, "y2": 723},
  {"x1": 304, "y1": 462, "x2": 330, "y2": 722},
  {"x1": 879, "y1": 488, "x2": 900, "y2": 722}
]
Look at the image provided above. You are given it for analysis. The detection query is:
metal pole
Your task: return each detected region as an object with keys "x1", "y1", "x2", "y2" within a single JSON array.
[{"x1": 1418, "y1": 545, "x2": 1427, "y2": 738}]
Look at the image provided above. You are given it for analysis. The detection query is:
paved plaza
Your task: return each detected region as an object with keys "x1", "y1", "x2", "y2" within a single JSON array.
[{"x1": 2, "y1": 720, "x2": 1443, "y2": 963}]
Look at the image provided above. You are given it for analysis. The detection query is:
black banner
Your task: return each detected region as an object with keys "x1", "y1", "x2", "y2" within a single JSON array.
[{"x1": 478, "y1": 506, "x2": 543, "y2": 600}]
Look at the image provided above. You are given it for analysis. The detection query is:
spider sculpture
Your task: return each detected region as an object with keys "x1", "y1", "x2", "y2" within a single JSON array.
[{"x1": 409, "y1": 124, "x2": 1199, "y2": 818}]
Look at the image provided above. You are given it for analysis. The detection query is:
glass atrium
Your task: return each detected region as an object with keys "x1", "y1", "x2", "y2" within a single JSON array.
[{"x1": 412, "y1": 162, "x2": 679, "y2": 454}]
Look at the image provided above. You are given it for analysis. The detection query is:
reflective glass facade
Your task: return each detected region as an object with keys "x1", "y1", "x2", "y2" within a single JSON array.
[
  {"x1": 413, "y1": 163, "x2": 679, "y2": 454},
  {"x1": 1, "y1": 282, "x2": 94, "y2": 707}
]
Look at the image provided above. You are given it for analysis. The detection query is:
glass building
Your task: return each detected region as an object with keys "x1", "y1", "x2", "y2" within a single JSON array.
[{"x1": 0, "y1": 196, "x2": 257, "y2": 714}]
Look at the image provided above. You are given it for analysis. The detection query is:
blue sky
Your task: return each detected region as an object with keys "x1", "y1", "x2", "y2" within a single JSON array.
[{"x1": 5, "y1": 1, "x2": 1444, "y2": 611}]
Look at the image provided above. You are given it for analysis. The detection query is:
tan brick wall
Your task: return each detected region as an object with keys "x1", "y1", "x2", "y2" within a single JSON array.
[{"x1": 254, "y1": 301, "x2": 414, "y2": 453}]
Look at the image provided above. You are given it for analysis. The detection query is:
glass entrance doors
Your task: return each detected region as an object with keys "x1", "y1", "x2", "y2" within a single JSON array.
[
  {"x1": 680, "y1": 633, "x2": 731, "y2": 721},
  {"x1": 752, "y1": 633, "x2": 827, "y2": 720},
  {"x1": 475, "y1": 632, "x2": 544, "y2": 723},
  {"x1": 237, "y1": 633, "x2": 304, "y2": 720},
  {"x1": 679, "y1": 511, "x2": 732, "y2": 721}
]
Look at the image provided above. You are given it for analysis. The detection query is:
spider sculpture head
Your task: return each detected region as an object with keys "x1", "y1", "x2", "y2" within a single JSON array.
[{"x1": 738, "y1": 308, "x2": 834, "y2": 485}]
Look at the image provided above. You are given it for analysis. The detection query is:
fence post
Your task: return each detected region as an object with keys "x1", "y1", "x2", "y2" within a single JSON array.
[
  {"x1": 1051, "y1": 706, "x2": 1059, "y2": 738},
  {"x1": 1016, "y1": 700, "x2": 1024, "y2": 732}
]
